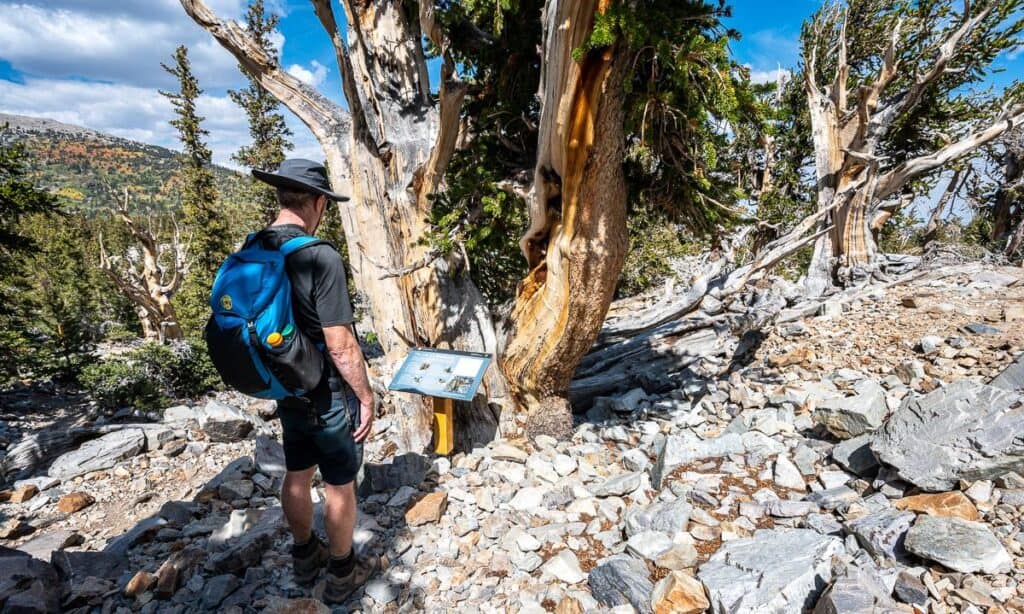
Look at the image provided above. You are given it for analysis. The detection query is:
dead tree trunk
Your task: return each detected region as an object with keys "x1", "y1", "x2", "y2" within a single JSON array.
[
  {"x1": 803, "y1": 5, "x2": 1024, "y2": 295},
  {"x1": 99, "y1": 189, "x2": 188, "y2": 342},
  {"x1": 992, "y1": 130, "x2": 1024, "y2": 256},
  {"x1": 180, "y1": 0, "x2": 510, "y2": 450},
  {"x1": 500, "y1": 0, "x2": 630, "y2": 438}
]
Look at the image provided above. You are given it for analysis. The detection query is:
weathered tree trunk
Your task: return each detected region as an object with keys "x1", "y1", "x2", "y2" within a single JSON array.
[
  {"x1": 181, "y1": 0, "x2": 510, "y2": 451},
  {"x1": 499, "y1": 0, "x2": 630, "y2": 438},
  {"x1": 992, "y1": 129, "x2": 1023, "y2": 254},
  {"x1": 803, "y1": 6, "x2": 1024, "y2": 295},
  {"x1": 99, "y1": 189, "x2": 187, "y2": 343}
]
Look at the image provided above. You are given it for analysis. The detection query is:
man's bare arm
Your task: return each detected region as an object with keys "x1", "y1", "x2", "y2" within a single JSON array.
[{"x1": 323, "y1": 324, "x2": 375, "y2": 441}]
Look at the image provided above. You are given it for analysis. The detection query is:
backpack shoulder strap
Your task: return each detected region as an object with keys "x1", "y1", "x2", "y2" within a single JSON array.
[{"x1": 279, "y1": 235, "x2": 326, "y2": 256}]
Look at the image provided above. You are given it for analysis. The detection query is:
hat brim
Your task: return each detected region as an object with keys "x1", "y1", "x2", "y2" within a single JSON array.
[{"x1": 251, "y1": 169, "x2": 351, "y2": 202}]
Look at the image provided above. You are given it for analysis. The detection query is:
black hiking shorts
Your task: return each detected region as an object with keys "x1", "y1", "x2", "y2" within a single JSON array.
[{"x1": 277, "y1": 367, "x2": 363, "y2": 486}]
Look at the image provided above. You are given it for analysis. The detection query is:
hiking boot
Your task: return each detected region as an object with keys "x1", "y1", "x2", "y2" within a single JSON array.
[
  {"x1": 322, "y1": 552, "x2": 379, "y2": 605},
  {"x1": 291, "y1": 535, "x2": 328, "y2": 585}
]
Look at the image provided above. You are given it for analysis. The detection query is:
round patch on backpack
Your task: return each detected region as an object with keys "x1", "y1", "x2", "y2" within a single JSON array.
[{"x1": 220, "y1": 294, "x2": 233, "y2": 310}]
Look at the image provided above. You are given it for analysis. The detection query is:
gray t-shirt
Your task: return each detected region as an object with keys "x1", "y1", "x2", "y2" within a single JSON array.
[{"x1": 255, "y1": 224, "x2": 354, "y2": 344}]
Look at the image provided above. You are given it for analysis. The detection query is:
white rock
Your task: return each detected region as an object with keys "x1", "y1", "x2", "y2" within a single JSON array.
[
  {"x1": 553, "y1": 454, "x2": 577, "y2": 477},
  {"x1": 509, "y1": 487, "x2": 545, "y2": 512},
  {"x1": 517, "y1": 533, "x2": 542, "y2": 552},
  {"x1": 773, "y1": 455, "x2": 806, "y2": 491},
  {"x1": 542, "y1": 550, "x2": 586, "y2": 584}
]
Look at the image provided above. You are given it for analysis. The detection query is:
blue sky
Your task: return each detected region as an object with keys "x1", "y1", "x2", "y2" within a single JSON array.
[{"x1": 0, "y1": 1, "x2": 1019, "y2": 168}]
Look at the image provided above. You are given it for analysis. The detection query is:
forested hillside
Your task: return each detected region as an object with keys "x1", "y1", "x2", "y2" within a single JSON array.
[{"x1": 0, "y1": 113, "x2": 249, "y2": 215}]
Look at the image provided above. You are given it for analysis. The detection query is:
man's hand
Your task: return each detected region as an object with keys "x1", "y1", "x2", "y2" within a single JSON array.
[
  {"x1": 353, "y1": 396, "x2": 375, "y2": 442},
  {"x1": 323, "y1": 324, "x2": 375, "y2": 443}
]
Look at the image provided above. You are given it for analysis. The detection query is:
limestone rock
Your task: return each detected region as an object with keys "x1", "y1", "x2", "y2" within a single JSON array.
[
  {"x1": 542, "y1": 550, "x2": 586, "y2": 584},
  {"x1": 652, "y1": 433, "x2": 744, "y2": 488},
  {"x1": 10, "y1": 484, "x2": 38, "y2": 503},
  {"x1": 697, "y1": 529, "x2": 843, "y2": 613},
  {"x1": 405, "y1": 492, "x2": 448, "y2": 527},
  {"x1": 773, "y1": 455, "x2": 806, "y2": 491},
  {"x1": 652, "y1": 571, "x2": 708, "y2": 614},
  {"x1": 845, "y1": 508, "x2": 915, "y2": 561},
  {"x1": 831, "y1": 435, "x2": 879, "y2": 476},
  {"x1": 254, "y1": 434, "x2": 286, "y2": 478},
  {"x1": 813, "y1": 562, "x2": 903, "y2": 614},
  {"x1": 491, "y1": 442, "x2": 528, "y2": 463},
  {"x1": 592, "y1": 472, "x2": 642, "y2": 497},
  {"x1": 56, "y1": 492, "x2": 94, "y2": 514},
  {"x1": 893, "y1": 491, "x2": 979, "y2": 521},
  {"x1": 624, "y1": 497, "x2": 693, "y2": 537},
  {"x1": 199, "y1": 400, "x2": 254, "y2": 442},
  {"x1": 903, "y1": 515, "x2": 1012, "y2": 574},
  {"x1": 870, "y1": 379, "x2": 1024, "y2": 490},
  {"x1": 814, "y1": 380, "x2": 888, "y2": 439},
  {"x1": 124, "y1": 570, "x2": 156, "y2": 598},
  {"x1": 48, "y1": 428, "x2": 145, "y2": 480},
  {"x1": 588, "y1": 555, "x2": 654, "y2": 614}
]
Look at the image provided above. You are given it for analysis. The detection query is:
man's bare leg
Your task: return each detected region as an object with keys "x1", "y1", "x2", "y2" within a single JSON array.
[
  {"x1": 323, "y1": 481, "x2": 357, "y2": 557},
  {"x1": 282, "y1": 466, "x2": 317, "y2": 543}
]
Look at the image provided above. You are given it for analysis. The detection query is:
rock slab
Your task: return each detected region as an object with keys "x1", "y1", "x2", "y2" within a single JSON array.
[
  {"x1": 903, "y1": 515, "x2": 1012, "y2": 574},
  {"x1": 48, "y1": 428, "x2": 145, "y2": 480},
  {"x1": 697, "y1": 529, "x2": 842, "y2": 613},
  {"x1": 870, "y1": 379, "x2": 1024, "y2": 491}
]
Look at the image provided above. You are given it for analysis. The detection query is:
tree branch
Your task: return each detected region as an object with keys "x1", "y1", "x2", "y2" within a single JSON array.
[
  {"x1": 178, "y1": 0, "x2": 349, "y2": 145},
  {"x1": 309, "y1": 0, "x2": 377, "y2": 149},
  {"x1": 876, "y1": 104, "x2": 1024, "y2": 200},
  {"x1": 892, "y1": 3, "x2": 994, "y2": 119}
]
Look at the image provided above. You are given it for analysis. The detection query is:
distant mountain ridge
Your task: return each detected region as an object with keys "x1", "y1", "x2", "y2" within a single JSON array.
[{"x1": 1, "y1": 112, "x2": 249, "y2": 215}]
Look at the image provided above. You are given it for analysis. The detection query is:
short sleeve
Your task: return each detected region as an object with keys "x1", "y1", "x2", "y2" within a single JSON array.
[{"x1": 311, "y1": 246, "x2": 355, "y2": 326}]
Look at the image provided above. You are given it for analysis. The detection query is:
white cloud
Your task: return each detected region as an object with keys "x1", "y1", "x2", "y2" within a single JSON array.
[
  {"x1": 286, "y1": 60, "x2": 328, "y2": 87},
  {"x1": 0, "y1": 1, "x2": 246, "y2": 89},
  {"x1": 747, "y1": 65, "x2": 791, "y2": 85},
  {"x1": 0, "y1": 77, "x2": 322, "y2": 169}
]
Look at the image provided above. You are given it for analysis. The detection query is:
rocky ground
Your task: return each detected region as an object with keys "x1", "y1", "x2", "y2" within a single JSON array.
[{"x1": 2, "y1": 260, "x2": 1024, "y2": 613}]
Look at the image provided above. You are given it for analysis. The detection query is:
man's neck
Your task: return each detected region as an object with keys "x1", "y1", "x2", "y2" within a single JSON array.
[{"x1": 271, "y1": 209, "x2": 314, "y2": 233}]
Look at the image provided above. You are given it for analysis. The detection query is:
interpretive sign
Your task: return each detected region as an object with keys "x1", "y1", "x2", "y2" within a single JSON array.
[
  {"x1": 388, "y1": 348, "x2": 492, "y2": 455},
  {"x1": 387, "y1": 348, "x2": 492, "y2": 402}
]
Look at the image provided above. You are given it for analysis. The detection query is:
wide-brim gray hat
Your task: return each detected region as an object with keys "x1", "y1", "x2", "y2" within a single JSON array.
[{"x1": 252, "y1": 158, "x2": 350, "y2": 201}]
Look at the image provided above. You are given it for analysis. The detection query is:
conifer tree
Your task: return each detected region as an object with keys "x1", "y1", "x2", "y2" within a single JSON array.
[
  {"x1": 229, "y1": 0, "x2": 293, "y2": 225},
  {"x1": 160, "y1": 45, "x2": 230, "y2": 333},
  {"x1": 0, "y1": 132, "x2": 57, "y2": 381}
]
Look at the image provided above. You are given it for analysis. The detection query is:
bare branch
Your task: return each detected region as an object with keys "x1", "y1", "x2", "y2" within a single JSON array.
[
  {"x1": 309, "y1": 0, "x2": 376, "y2": 148},
  {"x1": 893, "y1": 4, "x2": 994, "y2": 118},
  {"x1": 830, "y1": 9, "x2": 849, "y2": 113},
  {"x1": 178, "y1": 0, "x2": 348, "y2": 144},
  {"x1": 876, "y1": 105, "x2": 1024, "y2": 200}
]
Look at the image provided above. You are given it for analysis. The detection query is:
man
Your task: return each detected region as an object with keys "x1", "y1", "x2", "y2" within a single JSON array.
[{"x1": 251, "y1": 159, "x2": 377, "y2": 603}]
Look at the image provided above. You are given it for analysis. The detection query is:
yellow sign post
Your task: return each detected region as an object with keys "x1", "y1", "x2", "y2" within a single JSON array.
[
  {"x1": 432, "y1": 396, "x2": 454, "y2": 456},
  {"x1": 388, "y1": 347, "x2": 492, "y2": 457}
]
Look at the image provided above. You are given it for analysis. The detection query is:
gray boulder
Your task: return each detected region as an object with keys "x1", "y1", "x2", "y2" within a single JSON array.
[
  {"x1": 254, "y1": 434, "x2": 286, "y2": 478},
  {"x1": 588, "y1": 555, "x2": 654, "y2": 614},
  {"x1": 592, "y1": 472, "x2": 642, "y2": 497},
  {"x1": 845, "y1": 508, "x2": 914, "y2": 561},
  {"x1": 0, "y1": 551, "x2": 62, "y2": 613},
  {"x1": 47, "y1": 428, "x2": 145, "y2": 480},
  {"x1": 903, "y1": 515, "x2": 1012, "y2": 574},
  {"x1": 832, "y1": 435, "x2": 879, "y2": 476},
  {"x1": 814, "y1": 380, "x2": 888, "y2": 439},
  {"x1": 870, "y1": 379, "x2": 1024, "y2": 490},
  {"x1": 813, "y1": 562, "x2": 902, "y2": 614},
  {"x1": 991, "y1": 352, "x2": 1024, "y2": 392},
  {"x1": 651, "y1": 433, "x2": 744, "y2": 488},
  {"x1": 697, "y1": 529, "x2": 843, "y2": 613},
  {"x1": 624, "y1": 497, "x2": 693, "y2": 537},
  {"x1": 199, "y1": 400, "x2": 254, "y2": 442}
]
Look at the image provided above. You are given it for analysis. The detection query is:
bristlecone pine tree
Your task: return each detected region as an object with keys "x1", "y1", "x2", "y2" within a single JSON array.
[
  {"x1": 228, "y1": 0, "x2": 293, "y2": 225},
  {"x1": 178, "y1": 0, "x2": 836, "y2": 449},
  {"x1": 800, "y1": 0, "x2": 1024, "y2": 295},
  {"x1": 98, "y1": 189, "x2": 190, "y2": 343},
  {"x1": 160, "y1": 44, "x2": 231, "y2": 332}
]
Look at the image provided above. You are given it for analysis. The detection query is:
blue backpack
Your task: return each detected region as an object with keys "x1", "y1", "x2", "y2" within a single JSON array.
[{"x1": 205, "y1": 233, "x2": 327, "y2": 399}]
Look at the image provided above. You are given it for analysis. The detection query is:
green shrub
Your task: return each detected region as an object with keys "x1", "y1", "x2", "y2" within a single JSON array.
[
  {"x1": 80, "y1": 339, "x2": 220, "y2": 409},
  {"x1": 79, "y1": 358, "x2": 161, "y2": 409}
]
